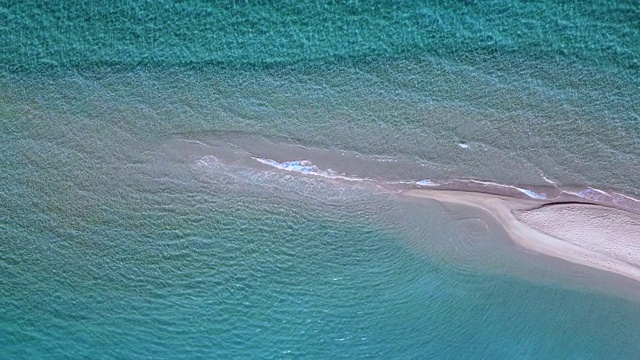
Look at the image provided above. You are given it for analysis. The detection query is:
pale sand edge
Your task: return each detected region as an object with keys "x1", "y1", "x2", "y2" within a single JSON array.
[{"x1": 402, "y1": 189, "x2": 640, "y2": 283}]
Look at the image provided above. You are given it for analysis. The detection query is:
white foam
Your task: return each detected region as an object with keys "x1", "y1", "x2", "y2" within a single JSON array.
[
  {"x1": 612, "y1": 192, "x2": 640, "y2": 211},
  {"x1": 416, "y1": 179, "x2": 438, "y2": 187},
  {"x1": 196, "y1": 155, "x2": 220, "y2": 166},
  {"x1": 571, "y1": 187, "x2": 611, "y2": 202},
  {"x1": 253, "y1": 157, "x2": 366, "y2": 182},
  {"x1": 464, "y1": 179, "x2": 547, "y2": 199},
  {"x1": 516, "y1": 188, "x2": 547, "y2": 200},
  {"x1": 541, "y1": 174, "x2": 557, "y2": 185}
]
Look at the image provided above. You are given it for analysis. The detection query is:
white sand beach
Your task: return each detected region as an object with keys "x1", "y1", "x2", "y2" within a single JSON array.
[{"x1": 404, "y1": 189, "x2": 640, "y2": 283}]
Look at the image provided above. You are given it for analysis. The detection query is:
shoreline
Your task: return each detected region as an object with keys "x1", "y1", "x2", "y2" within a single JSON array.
[
  {"x1": 177, "y1": 136, "x2": 640, "y2": 283},
  {"x1": 395, "y1": 179, "x2": 640, "y2": 216},
  {"x1": 402, "y1": 189, "x2": 640, "y2": 284},
  {"x1": 170, "y1": 135, "x2": 640, "y2": 215}
]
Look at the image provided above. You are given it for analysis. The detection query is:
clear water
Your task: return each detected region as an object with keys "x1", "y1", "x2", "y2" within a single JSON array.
[{"x1": 2, "y1": 1, "x2": 640, "y2": 359}]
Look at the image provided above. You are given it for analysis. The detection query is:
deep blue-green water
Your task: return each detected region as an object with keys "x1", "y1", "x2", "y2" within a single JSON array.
[{"x1": 2, "y1": 1, "x2": 640, "y2": 359}]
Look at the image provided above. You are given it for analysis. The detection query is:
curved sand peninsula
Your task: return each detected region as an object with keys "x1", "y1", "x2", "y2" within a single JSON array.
[{"x1": 404, "y1": 189, "x2": 640, "y2": 283}]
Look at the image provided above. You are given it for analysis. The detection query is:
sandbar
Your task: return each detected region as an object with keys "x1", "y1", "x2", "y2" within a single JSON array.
[{"x1": 403, "y1": 189, "x2": 640, "y2": 283}]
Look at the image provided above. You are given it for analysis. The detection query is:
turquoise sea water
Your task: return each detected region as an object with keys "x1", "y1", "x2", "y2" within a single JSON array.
[{"x1": 2, "y1": 1, "x2": 640, "y2": 359}]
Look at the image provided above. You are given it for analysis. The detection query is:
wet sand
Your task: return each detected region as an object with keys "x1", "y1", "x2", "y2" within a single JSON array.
[{"x1": 404, "y1": 189, "x2": 640, "y2": 283}]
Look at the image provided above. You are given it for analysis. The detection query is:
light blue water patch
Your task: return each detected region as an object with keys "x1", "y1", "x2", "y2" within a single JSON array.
[
  {"x1": 517, "y1": 188, "x2": 547, "y2": 200},
  {"x1": 3, "y1": 176, "x2": 640, "y2": 359},
  {"x1": 255, "y1": 158, "x2": 322, "y2": 175},
  {"x1": 416, "y1": 179, "x2": 438, "y2": 187}
]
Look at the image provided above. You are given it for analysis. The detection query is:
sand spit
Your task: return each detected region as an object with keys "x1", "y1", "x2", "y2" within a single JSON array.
[{"x1": 404, "y1": 189, "x2": 640, "y2": 283}]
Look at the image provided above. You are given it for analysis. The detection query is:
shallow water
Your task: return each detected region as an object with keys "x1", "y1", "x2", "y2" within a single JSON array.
[
  {"x1": 4, "y1": 138, "x2": 640, "y2": 358},
  {"x1": 2, "y1": 1, "x2": 640, "y2": 359}
]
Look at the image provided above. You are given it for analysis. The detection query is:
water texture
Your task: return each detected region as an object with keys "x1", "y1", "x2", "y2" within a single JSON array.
[{"x1": 2, "y1": 1, "x2": 640, "y2": 359}]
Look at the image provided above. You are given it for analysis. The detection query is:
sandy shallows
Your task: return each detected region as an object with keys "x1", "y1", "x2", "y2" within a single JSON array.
[{"x1": 404, "y1": 190, "x2": 640, "y2": 283}]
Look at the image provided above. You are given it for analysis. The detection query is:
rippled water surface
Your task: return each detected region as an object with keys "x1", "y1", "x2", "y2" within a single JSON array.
[{"x1": 2, "y1": 1, "x2": 640, "y2": 359}]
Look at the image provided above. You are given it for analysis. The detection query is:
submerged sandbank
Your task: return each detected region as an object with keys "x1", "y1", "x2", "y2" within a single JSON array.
[
  {"x1": 404, "y1": 189, "x2": 640, "y2": 283},
  {"x1": 169, "y1": 135, "x2": 640, "y2": 283}
]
